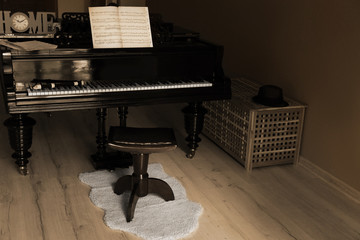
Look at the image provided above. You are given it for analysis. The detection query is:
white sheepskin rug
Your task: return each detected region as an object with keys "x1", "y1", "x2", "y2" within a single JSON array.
[{"x1": 79, "y1": 163, "x2": 203, "y2": 240}]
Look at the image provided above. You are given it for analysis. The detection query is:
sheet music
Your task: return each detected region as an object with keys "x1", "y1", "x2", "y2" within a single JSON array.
[
  {"x1": 89, "y1": 7, "x2": 122, "y2": 48},
  {"x1": 0, "y1": 39, "x2": 57, "y2": 51},
  {"x1": 89, "y1": 6, "x2": 153, "y2": 48},
  {"x1": 118, "y1": 7, "x2": 152, "y2": 48}
]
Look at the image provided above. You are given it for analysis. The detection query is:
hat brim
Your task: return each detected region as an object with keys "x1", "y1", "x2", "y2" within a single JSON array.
[{"x1": 252, "y1": 96, "x2": 289, "y2": 107}]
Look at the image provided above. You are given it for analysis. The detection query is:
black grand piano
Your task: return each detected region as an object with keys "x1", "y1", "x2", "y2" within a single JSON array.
[{"x1": 0, "y1": 13, "x2": 231, "y2": 175}]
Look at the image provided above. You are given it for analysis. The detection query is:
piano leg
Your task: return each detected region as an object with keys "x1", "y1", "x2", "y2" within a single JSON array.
[
  {"x1": 182, "y1": 102, "x2": 207, "y2": 158},
  {"x1": 117, "y1": 106, "x2": 133, "y2": 163},
  {"x1": 92, "y1": 108, "x2": 107, "y2": 167},
  {"x1": 4, "y1": 114, "x2": 36, "y2": 175},
  {"x1": 118, "y1": 106, "x2": 128, "y2": 127},
  {"x1": 91, "y1": 107, "x2": 132, "y2": 169}
]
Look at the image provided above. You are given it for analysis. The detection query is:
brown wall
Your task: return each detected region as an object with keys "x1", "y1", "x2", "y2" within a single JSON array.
[
  {"x1": 55, "y1": 0, "x2": 360, "y2": 191},
  {"x1": 58, "y1": 0, "x2": 88, "y2": 16},
  {"x1": 147, "y1": 0, "x2": 360, "y2": 192},
  {"x1": 1, "y1": 0, "x2": 57, "y2": 12}
]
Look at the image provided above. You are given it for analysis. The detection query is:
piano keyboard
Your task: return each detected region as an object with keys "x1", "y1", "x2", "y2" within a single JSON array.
[{"x1": 26, "y1": 80, "x2": 213, "y2": 97}]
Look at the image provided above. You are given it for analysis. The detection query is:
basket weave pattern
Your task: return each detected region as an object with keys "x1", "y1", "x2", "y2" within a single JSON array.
[{"x1": 203, "y1": 78, "x2": 306, "y2": 171}]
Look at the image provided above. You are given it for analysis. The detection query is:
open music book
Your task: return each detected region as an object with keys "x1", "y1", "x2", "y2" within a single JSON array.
[{"x1": 88, "y1": 6, "x2": 153, "y2": 48}]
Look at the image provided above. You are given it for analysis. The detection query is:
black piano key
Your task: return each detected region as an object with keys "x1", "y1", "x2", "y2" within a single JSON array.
[{"x1": 25, "y1": 78, "x2": 213, "y2": 96}]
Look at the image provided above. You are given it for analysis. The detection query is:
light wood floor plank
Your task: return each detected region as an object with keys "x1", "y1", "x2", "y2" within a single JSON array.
[{"x1": 0, "y1": 104, "x2": 359, "y2": 240}]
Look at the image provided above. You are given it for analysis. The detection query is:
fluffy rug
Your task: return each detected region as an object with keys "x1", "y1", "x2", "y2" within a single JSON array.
[{"x1": 79, "y1": 163, "x2": 203, "y2": 240}]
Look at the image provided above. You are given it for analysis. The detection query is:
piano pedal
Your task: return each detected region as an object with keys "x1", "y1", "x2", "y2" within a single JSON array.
[
  {"x1": 18, "y1": 166, "x2": 29, "y2": 175},
  {"x1": 186, "y1": 149, "x2": 196, "y2": 159}
]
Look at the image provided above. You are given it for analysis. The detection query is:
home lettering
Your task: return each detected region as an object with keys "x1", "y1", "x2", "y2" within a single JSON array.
[{"x1": 0, "y1": 11, "x2": 56, "y2": 34}]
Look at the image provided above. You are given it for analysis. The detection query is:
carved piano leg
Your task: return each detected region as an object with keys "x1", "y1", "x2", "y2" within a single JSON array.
[
  {"x1": 118, "y1": 106, "x2": 128, "y2": 127},
  {"x1": 4, "y1": 114, "x2": 36, "y2": 175},
  {"x1": 91, "y1": 107, "x2": 132, "y2": 169},
  {"x1": 117, "y1": 106, "x2": 133, "y2": 165},
  {"x1": 182, "y1": 102, "x2": 207, "y2": 158},
  {"x1": 92, "y1": 108, "x2": 108, "y2": 168}
]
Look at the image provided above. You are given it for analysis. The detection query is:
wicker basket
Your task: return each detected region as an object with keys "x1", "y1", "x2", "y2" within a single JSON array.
[{"x1": 203, "y1": 78, "x2": 306, "y2": 171}]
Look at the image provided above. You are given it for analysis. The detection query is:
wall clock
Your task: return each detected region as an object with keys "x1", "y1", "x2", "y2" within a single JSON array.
[{"x1": 11, "y1": 12, "x2": 30, "y2": 32}]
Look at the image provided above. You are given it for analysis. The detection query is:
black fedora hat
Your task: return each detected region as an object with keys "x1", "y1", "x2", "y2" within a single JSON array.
[{"x1": 252, "y1": 85, "x2": 288, "y2": 107}]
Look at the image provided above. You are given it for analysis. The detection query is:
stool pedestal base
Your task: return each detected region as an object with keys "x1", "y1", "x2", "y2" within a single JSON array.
[{"x1": 114, "y1": 153, "x2": 175, "y2": 222}]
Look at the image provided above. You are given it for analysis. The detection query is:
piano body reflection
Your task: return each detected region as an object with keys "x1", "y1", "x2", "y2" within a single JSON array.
[{"x1": 0, "y1": 19, "x2": 231, "y2": 175}]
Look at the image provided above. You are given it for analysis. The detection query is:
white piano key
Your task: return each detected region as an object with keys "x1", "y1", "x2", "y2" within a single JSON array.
[{"x1": 26, "y1": 79, "x2": 213, "y2": 96}]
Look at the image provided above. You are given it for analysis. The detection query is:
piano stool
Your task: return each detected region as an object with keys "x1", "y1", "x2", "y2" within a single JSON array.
[{"x1": 107, "y1": 126, "x2": 177, "y2": 222}]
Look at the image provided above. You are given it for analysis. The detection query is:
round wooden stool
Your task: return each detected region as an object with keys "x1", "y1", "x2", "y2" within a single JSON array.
[{"x1": 108, "y1": 126, "x2": 177, "y2": 222}]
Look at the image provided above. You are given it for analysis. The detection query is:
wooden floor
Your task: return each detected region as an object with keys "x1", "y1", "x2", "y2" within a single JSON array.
[{"x1": 1, "y1": 103, "x2": 359, "y2": 240}]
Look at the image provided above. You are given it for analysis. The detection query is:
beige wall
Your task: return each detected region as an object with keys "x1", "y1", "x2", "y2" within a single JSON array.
[
  {"x1": 58, "y1": 0, "x2": 89, "y2": 16},
  {"x1": 148, "y1": 0, "x2": 360, "y2": 192},
  {"x1": 60, "y1": 0, "x2": 360, "y2": 192}
]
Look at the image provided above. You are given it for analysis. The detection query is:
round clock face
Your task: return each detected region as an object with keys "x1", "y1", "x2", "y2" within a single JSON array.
[{"x1": 11, "y1": 12, "x2": 30, "y2": 32}]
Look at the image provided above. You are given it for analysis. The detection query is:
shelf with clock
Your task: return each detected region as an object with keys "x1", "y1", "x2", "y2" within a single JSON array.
[{"x1": 0, "y1": 11, "x2": 57, "y2": 38}]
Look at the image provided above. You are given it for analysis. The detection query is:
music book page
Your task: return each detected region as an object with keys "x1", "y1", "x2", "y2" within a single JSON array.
[{"x1": 89, "y1": 6, "x2": 153, "y2": 48}]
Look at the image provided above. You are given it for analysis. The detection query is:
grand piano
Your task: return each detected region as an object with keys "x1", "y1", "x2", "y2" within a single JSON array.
[{"x1": 0, "y1": 12, "x2": 231, "y2": 175}]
